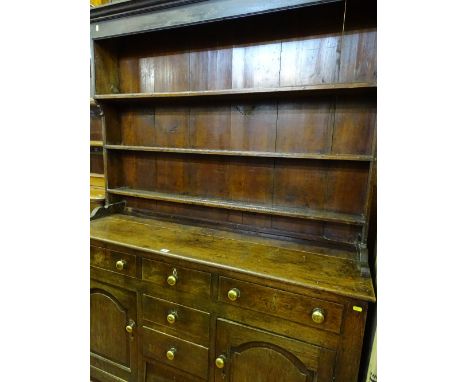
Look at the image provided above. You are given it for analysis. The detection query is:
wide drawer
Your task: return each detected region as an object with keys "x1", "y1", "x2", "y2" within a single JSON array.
[
  {"x1": 90, "y1": 246, "x2": 137, "y2": 278},
  {"x1": 218, "y1": 277, "x2": 344, "y2": 334},
  {"x1": 142, "y1": 326, "x2": 209, "y2": 380},
  {"x1": 142, "y1": 294, "x2": 210, "y2": 345},
  {"x1": 142, "y1": 258, "x2": 211, "y2": 300}
]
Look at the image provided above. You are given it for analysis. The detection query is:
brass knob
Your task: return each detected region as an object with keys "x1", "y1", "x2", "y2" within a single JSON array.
[
  {"x1": 228, "y1": 288, "x2": 240, "y2": 301},
  {"x1": 166, "y1": 347, "x2": 176, "y2": 361},
  {"x1": 115, "y1": 259, "x2": 126, "y2": 271},
  {"x1": 167, "y1": 269, "x2": 178, "y2": 286},
  {"x1": 125, "y1": 320, "x2": 135, "y2": 334},
  {"x1": 215, "y1": 355, "x2": 226, "y2": 369},
  {"x1": 167, "y1": 312, "x2": 177, "y2": 324},
  {"x1": 311, "y1": 308, "x2": 325, "y2": 324}
]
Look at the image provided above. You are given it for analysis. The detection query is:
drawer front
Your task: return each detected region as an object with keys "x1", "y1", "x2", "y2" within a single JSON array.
[
  {"x1": 142, "y1": 294, "x2": 210, "y2": 345},
  {"x1": 90, "y1": 246, "x2": 137, "y2": 278},
  {"x1": 144, "y1": 360, "x2": 205, "y2": 382},
  {"x1": 142, "y1": 258, "x2": 211, "y2": 300},
  {"x1": 218, "y1": 277, "x2": 344, "y2": 334},
  {"x1": 142, "y1": 326, "x2": 209, "y2": 379}
]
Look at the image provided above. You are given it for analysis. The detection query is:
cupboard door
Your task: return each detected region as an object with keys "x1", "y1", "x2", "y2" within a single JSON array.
[
  {"x1": 215, "y1": 319, "x2": 335, "y2": 382},
  {"x1": 91, "y1": 280, "x2": 138, "y2": 382}
]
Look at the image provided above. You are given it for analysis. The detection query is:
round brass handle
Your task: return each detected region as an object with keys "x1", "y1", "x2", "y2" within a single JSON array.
[
  {"x1": 167, "y1": 269, "x2": 178, "y2": 286},
  {"x1": 167, "y1": 312, "x2": 177, "y2": 324},
  {"x1": 311, "y1": 308, "x2": 325, "y2": 324},
  {"x1": 125, "y1": 320, "x2": 135, "y2": 334},
  {"x1": 215, "y1": 355, "x2": 226, "y2": 369},
  {"x1": 166, "y1": 347, "x2": 176, "y2": 361},
  {"x1": 115, "y1": 260, "x2": 126, "y2": 271},
  {"x1": 228, "y1": 288, "x2": 240, "y2": 301}
]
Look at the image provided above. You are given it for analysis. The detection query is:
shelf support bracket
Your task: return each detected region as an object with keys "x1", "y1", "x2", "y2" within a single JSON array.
[
  {"x1": 90, "y1": 201, "x2": 126, "y2": 221},
  {"x1": 357, "y1": 242, "x2": 371, "y2": 278}
]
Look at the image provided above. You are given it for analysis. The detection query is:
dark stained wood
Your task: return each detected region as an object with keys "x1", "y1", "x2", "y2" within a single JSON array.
[
  {"x1": 91, "y1": 214, "x2": 375, "y2": 302},
  {"x1": 91, "y1": 246, "x2": 137, "y2": 278},
  {"x1": 113, "y1": 193, "x2": 362, "y2": 245},
  {"x1": 142, "y1": 258, "x2": 212, "y2": 301},
  {"x1": 107, "y1": 187, "x2": 365, "y2": 224},
  {"x1": 90, "y1": 244, "x2": 355, "y2": 347},
  {"x1": 143, "y1": 359, "x2": 205, "y2": 382},
  {"x1": 91, "y1": 2, "x2": 376, "y2": 381},
  {"x1": 189, "y1": 103, "x2": 232, "y2": 149},
  {"x1": 91, "y1": 0, "x2": 343, "y2": 38},
  {"x1": 90, "y1": 147, "x2": 105, "y2": 175},
  {"x1": 218, "y1": 276, "x2": 344, "y2": 333},
  {"x1": 94, "y1": 82, "x2": 376, "y2": 100},
  {"x1": 142, "y1": 326, "x2": 209, "y2": 379},
  {"x1": 229, "y1": 102, "x2": 277, "y2": 151},
  {"x1": 215, "y1": 319, "x2": 336, "y2": 382},
  {"x1": 106, "y1": 150, "x2": 369, "y2": 225},
  {"x1": 117, "y1": 195, "x2": 362, "y2": 245},
  {"x1": 120, "y1": 106, "x2": 156, "y2": 146},
  {"x1": 280, "y1": 34, "x2": 340, "y2": 86},
  {"x1": 325, "y1": 162, "x2": 369, "y2": 215},
  {"x1": 105, "y1": 145, "x2": 373, "y2": 161},
  {"x1": 90, "y1": 280, "x2": 138, "y2": 382},
  {"x1": 142, "y1": 294, "x2": 210, "y2": 345},
  {"x1": 154, "y1": 105, "x2": 190, "y2": 148},
  {"x1": 334, "y1": 302, "x2": 369, "y2": 382},
  {"x1": 338, "y1": 0, "x2": 377, "y2": 83},
  {"x1": 332, "y1": 94, "x2": 376, "y2": 155},
  {"x1": 94, "y1": 40, "x2": 119, "y2": 94},
  {"x1": 118, "y1": 55, "x2": 140, "y2": 94},
  {"x1": 189, "y1": 27, "x2": 233, "y2": 91},
  {"x1": 232, "y1": 42, "x2": 281, "y2": 89},
  {"x1": 91, "y1": 117, "x2": 103, "y2": 141},
  {"x1": 276, "y1": 98, "x2": 333, "y2": 154}
]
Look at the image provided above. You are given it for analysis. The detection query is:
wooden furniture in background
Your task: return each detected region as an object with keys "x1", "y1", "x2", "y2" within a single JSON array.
[
  {"x1": 90, "y1": 0, "x2": 376, "y2": 381},
  {"x1": 90, "y1": 98, "x2": 105, "y2": 212}
]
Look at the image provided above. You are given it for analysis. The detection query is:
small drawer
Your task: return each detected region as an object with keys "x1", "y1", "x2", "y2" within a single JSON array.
[
  {"x1": 142, "y1": 258, "x2": 211, "y2": 300},
  {"x1": 142, "y1": 294, "x2": 210, "y2": 345},
  {"x1": 90, "y1": 246, "x2": 137, "y2": 278},
  {"x1": 218, "y1": 277, "x2": 344, "y2": 334},
  {"x1": 142, "y1": 326, "x2": 209, "y2": 380}
]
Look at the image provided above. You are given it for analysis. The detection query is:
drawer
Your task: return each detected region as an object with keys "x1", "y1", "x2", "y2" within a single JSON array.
[
  {"x1": 142, "y1": 326, "x2": 209, "y2": 380},
  {"x1": 90, "y1": 246, "x2": 137, "y2": 278},
  {"x1": 142, "y1": 294, "x2": 210, "y2": 345},
  {"x1": 144, "y1": 359, "x2": 205, "y2": 382},
  {"x1": 218, "y1": 277, "x2": 344, "y2": 334},
  {"x1": 142, "y1": 258, "x2": 211, "y2": 300}
]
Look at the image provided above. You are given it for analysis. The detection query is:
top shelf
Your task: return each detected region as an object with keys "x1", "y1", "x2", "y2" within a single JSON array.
[{"x1": 94, "y1": 82, "x2": 376, "y2": 102}]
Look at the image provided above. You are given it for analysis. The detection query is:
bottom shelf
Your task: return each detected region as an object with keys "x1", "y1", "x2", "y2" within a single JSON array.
[{"x1": 107, "y1": 187, "x2": 365, "y2": 225}]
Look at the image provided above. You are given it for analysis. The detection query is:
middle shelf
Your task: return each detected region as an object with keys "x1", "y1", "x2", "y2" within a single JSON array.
[{"x1": 105, "y1": 144, "x2": 373, "y2": 161}]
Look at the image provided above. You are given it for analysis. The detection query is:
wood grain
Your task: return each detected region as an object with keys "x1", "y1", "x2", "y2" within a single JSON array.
[{"x1": 90, "y1": 214, "x2": 375, "y2": 301}]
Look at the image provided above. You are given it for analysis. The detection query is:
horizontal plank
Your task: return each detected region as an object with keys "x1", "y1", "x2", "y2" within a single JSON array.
[
  {"x1": 94, "y1": 82, "x2": 376, "y2": 101},
  {"x1": 90, "y1": 186, "x2": 106, "y2": 201},
  {"x1": 91, "y1": 173, "x2": 105, "y2": 188},
  {"x1": 107, "y1": 187, "x2": 365, "y2": 225},
  {"x1": 105, "y1": 145, "x2": 373, "y2": 161},
  {"x1": 90, "y1": 140, "x2": 104, "y2": 147},
  {"x1": 91, "y1": 0, "x2": 342, "y2": 38},
  {"x1": 90, "y1": 214, "x2": 375, "y2": 302}
]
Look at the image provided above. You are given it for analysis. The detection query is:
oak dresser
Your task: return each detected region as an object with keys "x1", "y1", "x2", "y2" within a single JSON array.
[{"x1": 90, "y1": 1, "x2": 376, "y2": 381}]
